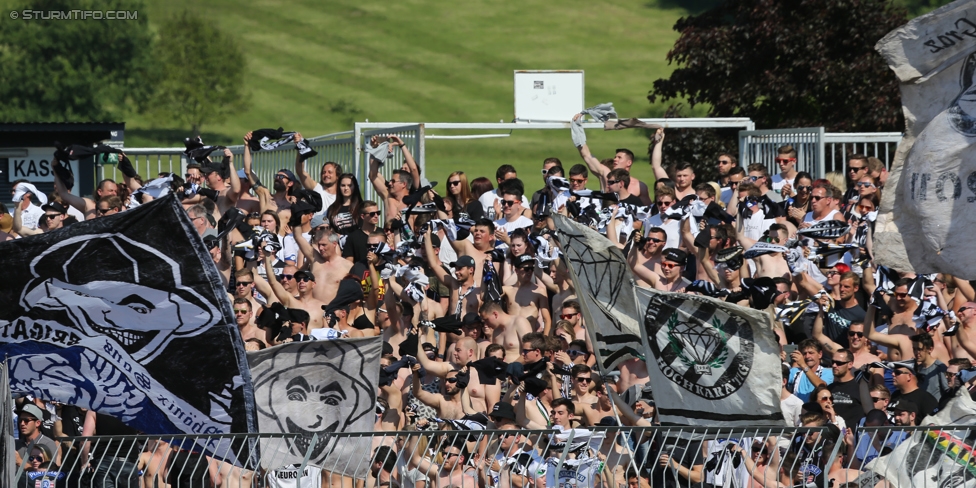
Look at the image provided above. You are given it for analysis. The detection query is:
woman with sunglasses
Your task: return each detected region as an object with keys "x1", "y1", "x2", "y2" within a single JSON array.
[
  {"x1": 446, "y1": 171, "x2": 485, "y2": 222},
  {"x1": 26, "y1": 445, "x2": 52, "y2": 472},
  {"x1": 812, "y1": 385, "x2": 847, "y2": 431},
  {"x1": 783, "y1": 172, "x2": 814, "y2": 227}
]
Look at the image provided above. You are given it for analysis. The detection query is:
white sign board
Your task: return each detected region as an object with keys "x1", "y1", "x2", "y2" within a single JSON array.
[
  {"x1": 6, "y1": 147, "x2": 80, "y2": 194},
  {"x1": 514, "y1": 70, "x2": 584, "y2": 122}
]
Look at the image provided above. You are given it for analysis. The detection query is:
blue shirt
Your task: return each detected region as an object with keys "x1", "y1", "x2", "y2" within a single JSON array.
[{"x1": 788, "y1": 366, "x2": 834, "y2": 402}]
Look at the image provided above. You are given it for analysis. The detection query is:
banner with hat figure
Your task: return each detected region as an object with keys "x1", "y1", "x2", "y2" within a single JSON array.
[
  {"x1": 247, "y1": 337, "x2": 381, "y2": 478},
  {"x1": 636, "y1": 287, "x2": 784, "y2": 426},
  {"x1": 0, "y1": 194, "x2": 256, "y2": 462},
  {"x1": 874, "y1": 0, "x2": 976, "y2": 278}
]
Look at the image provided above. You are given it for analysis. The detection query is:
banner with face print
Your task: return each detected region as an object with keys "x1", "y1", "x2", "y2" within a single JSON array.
[
  {"x1": 0, "y1": 194, "x2": 256, "y2": 462},
  {"x1": 248, "y1": 338, "x2": 381, "y2": 479},
  {"x1": 874, "y1": 0, "x2": 976, "y2": 277}
]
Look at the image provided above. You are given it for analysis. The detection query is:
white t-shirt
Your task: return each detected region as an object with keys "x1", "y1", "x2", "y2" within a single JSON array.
[
  {"x1": 771, "y1": 173, "x2": 796, "y2": 194},
  {"x1": 266, "y1": 464, "x2": 323, "y2": 488},
  {"x1": 545, "y1": 456, "x2": 601, "y2": 488},
  {"x1": 312, "y1": 183, "x2": 337, "y2": 216},
  {"x1": 642, "y1": 214, "x2": 682, "y2": 250},
  {"x1": 804, "y1": 209, "x2": 840, "y2": 224},
  {"x1": 782, "y1": 394, "x2": 804, "y2": 426},
  {"x1": 282, "y1": 231, "x2": 312, "y2": 263},
  {"x1": 494, "y1": 215, "x2": 533, "y2": 234},
  {"x1": 21, "y1": 204, "x2": 44, "y2": 230},
  {"x1": 741, "y1": 210, "x2": 776, "y2": 241},
  {"x1": 479, "y1": 190, "x2": 530, "y2": 219}
]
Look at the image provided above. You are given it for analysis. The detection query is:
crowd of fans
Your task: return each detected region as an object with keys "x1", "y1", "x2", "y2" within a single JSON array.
[{"x1": 5, "y1": 126, "x2": 976, "y2": 488}]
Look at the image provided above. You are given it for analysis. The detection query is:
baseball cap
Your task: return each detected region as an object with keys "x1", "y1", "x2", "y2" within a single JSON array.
[
  {"x1": 462, "y1": 313, "x2": 482, "y2": 327},
  {"x1": 490, "y1": 402, "x2": 517, "y2": 422},
  {"x1": 277, "y1": 169, "x2": 298, "y2": 182},
  {"x1": 516, "y1": 254, "x2": 536, "y2": 269},
  {"x1": 294, "y1": 270, "x2": 315, "y2": 282},
  {"x1": 664, "y1": 248, "x2": 687, "y2": 265},
  {"x1": 310, "y1": 213, "x2": 326, "y2": 229},
  {"x1": 888, "y1": 399, "x2": 919, "y2": 415},
  {"x1": 18, "y1": 403, "x2": 43, "y2": 421},
  {"x1": 41, "y1": 201, "x2": 68, "y2": 214},
  {"x1": 454, "y1": 255, "x2": 476, "y2": 268}
]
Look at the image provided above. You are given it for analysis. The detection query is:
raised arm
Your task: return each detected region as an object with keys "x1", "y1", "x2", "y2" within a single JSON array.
[
  {"x1": 263, "y1": 255, "x2": 295, "y2": 307},
  {"x1": 424, "y1": 228, "x2": 452, "y2": 285},
  {"x1": 650, "y1": 128, "x2": 669, "y2": 181},
  {"x1": 292, "y1": 132, "x2": 318, "y2": 190},
  {"x1": 410, "y1": 364, "x2": 446, "y2": 409},
  {"x1": 225, "y1": 149, "x2": 241, "y2": 204},
  {"x1": 290, "y1": 223, "x2": 317, "y2": 263},
  {"x1": 572, "y1": 115, "x2": 610, "y2": 187},
  {"x1": 864, "y1": 305, "x2": 914, "y2": 360},
  {"x1": 736, "y1": 212, "x2": 757, "y2": 249},
  {"x1": 368, "y1": 144, "x2": 390, "y2": 200},
  {"x1": 414, "y1": 327, "x2": 454, "y2": 377},
  {"x1": 698, "y1": 247, "x2": 722, "y2": 285},
  {"x1": 812, "y1": 296, "x2": 844, "y2": 356},
  {"x1": 52, "y1": 160, "x2": 92, "y2": 217},
  {"x1": 250, "y1": 269, "x2": 280, "y2": 305},
  {"x1": 12, "y1": 201, "x2": 41, "y2": 236},
  {"x1": 390, "y1": 135, "x2": 421, "y2": 191}
]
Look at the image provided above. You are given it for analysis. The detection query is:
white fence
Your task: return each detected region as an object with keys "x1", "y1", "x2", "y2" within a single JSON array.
[{"x1": 740, "y1": 127, "x2": 902, "y2": 179}]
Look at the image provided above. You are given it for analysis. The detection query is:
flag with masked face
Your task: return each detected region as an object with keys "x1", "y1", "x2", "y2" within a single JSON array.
[
  {"x1": 0, "y1": 194, "x2": 256, "y2": 462},
  {"x1": 637, "y1": 287, "x2": 784, "y2": 426},
  {"x1": 874, "y1": 0, "x2": 976, "y2": 277},
  {"x1": 248, "y1": 338, "x2": 381, "y2": 478},
  {"x1": 552, "y1": 214, "x2": 647, "y2": 371}
]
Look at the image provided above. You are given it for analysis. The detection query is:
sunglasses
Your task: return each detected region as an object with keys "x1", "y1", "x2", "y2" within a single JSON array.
[
  {"x1": 745, "y1": 176, "x2": 761, "y2": 182},
  {"x1": 570, "y1": 178, "x2": 587, "y2": 184},
  {"x1": 606, "y1": 179, "x2": 619, "y2": 185},
  {"x1": 775, "y1": 158, "x2": 795, "y2": 164},
  {"x1": 96, "y1": 207, "x2": 114, "y2": 215},
  {"x1": 28, "y1": 455, "x2": 43, "y2": 462},
  {"x1": 959, "y1": 307, "x2": 972, "y2": 314},
  {"x1": 661, "y1": 263, "x2": 679, "y2": 269},
  {"x1": 43, "y1": 214, "x2": 60, "y2": 220},
  {"x1": 445, "y1": 377, "x2": 459, "y2": 384},
  {"x1": 236, "y1": 281, "x2": 253, "y2": 287},
  {"x1": 448, "y1": 180, "x2": 461, "y2": 186},
  {"x1": 847, "y1": 331, "x2": 864, "y2": 338},
  {"x1": 576, "y1": 377, "x2": 592, "y2": 383},
  {"x1": 893, "y1": 369, "x2": 912, "y2": 376},
  {"x1": 831, "y1": 359, "x2": 850, "y2": 366},
  {"x1": 656, "y1": 201, "x2": 673, "y2": 207},
  {"x1": 645, "y1": 237, "x2": 665, "y2": 243},
  {"x1": 796, "y1": 185, "x2": 812, "y2": 192},
  {"x1": 521, "y1": 348, "x2": 538, "y2": 355},
  {"x1": 568, "y1": 350, "x2": 586, "y2": 358},
  {"x1": 810, "y1": 195, "x2": 826, "y2": 201},
  {"x1": 501, "y1": 200, "x2": 517, "y2": 207},
  {"x1": 279, "y1": 274, "x2": 295, "y2": 281},
  {"x1": 233, "y1": 309, "x2": 249, "y2": 314},
  {"x1": 856, "y1": 182, "x2": 875, "y2": 188},
  {"x1": 871, "y1": 396, "x2": 887, "y2": 402},
  {"x1": 364, "y1": 211, "x2": 380, "y2": 217},
  {"x1": 848, "y1": 166, "x2": 866, "y2": 172},
  {"x1": 818, "y1": 395, "x2": 833, "y2": 402},
  {"x1": 894, "y1": 292, "x2": 909, "y2": 299},
  {"x1": 442, "y1": 451, "x2": 460, "y2": 458},
  {"x1": 560, "y1": 313, "x2": 578, "y2": 320},
  {"x1": 296, "y1": 276, "x2": 312, "y2": 283},
  {"x1": 717, "y1": 160, "x2": 732, "y2": 165}
]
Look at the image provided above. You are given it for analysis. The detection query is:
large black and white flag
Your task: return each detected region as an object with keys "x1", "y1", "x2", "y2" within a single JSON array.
[
  {"x1": 552, "y1": 214, "x2": 647, "y2": 371},
  {"x1": 0, "y1": 195, "x2": 256, "y2": 459},
  {"x1": 637, "y1": 287, "x2": 784, "y2": 426},
  {"x1": 248, "y1": 337, "x2": 381, "y2": 479}
]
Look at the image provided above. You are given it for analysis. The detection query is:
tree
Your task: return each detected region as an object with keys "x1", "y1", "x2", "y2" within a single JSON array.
[
  {"x1": 144, "y1": 10, "x2": 247, "y2": 135},
  {"x1": 0, "y1": 0, "x2": 154, "y2": 122},
  {"x1": 648, "y1": 0, "x2": 908, "y2": 171}
]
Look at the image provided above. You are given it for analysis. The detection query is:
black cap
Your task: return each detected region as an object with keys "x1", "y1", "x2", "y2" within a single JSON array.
[
  {"x1": 41, "y1": 201, "x2": 68, "y2": 214},
  {"x1": 888, "y1": 399, "x2": 919, "y2": 415},
  {"x1": 421, "y1": 342, "x2": 437, "y2": 352},
  {"x1": 454, "y1": 255, "x2": 476, "y2": 268},
  {"x1": 516, "y1": 254, "x2": 536, "y2": 269},
  {"x1": 663, "y1": 248, "x2": 687, "y2": 265},
  {"x1": 462, "y1": 312, "x2": 482, "y2": 327},
  {"x1": 523, "y1": 377, "x2": 549, "y2": 397},
  {"x1": 490, "y1": 402, "x2": 517, "y2": 422},
  {"x1": 294, "y1": 270, "x2": 315, "y2": 282},
  {"x1": 287, "y1": 308, "x2": 310, "y2": 325}
]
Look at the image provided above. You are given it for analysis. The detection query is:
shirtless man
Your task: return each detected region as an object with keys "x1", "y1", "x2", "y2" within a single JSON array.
[
  {"x1": 813, "y1": 311, "x2": 880, "y2": 369},
  {"x1": 480, "y1": 301, "x2": 533, "y2": 364},
  {"x1": 367, "y1": 135, "x2": 416, "y2": 226},
  {"x1": 865, "y1": 304, "x2": 914, "y2": 363},
  {"x1": 199, "y1": 149, "x2": 242, "y2": 216},
  {"x1": 630, "y1": 227, "x2": 667, "y2": 287},
  {"x1": 874, "y1": 279, "x2": 920, "y2": 361},
  {"x1": 569, "y1": 364, "x2": 598, "y2": 413},
  {"x1": 446, "y1": 219, "x2": 498, "y2": 284},
  {"x1": 504, "y1": 255, "x2": 552, "y2": 334},
  {"x1": 264, "y1": 258, "x2": 326, "y2": 331},
  {"x1": 410, "y1": 364, "x2": 464, "y2": 420},
  {"x1": 739, "y1": 223, "x2": 792, "y2": 280},
  {"x1": 232, "y1": 269, "x2": 263, "y2": 319},
  {"x1": 424, "y1": 229, "x2": 482, "y2": 317},
  {"x1": 454, "y1": 337, "x2": 500, "y2": 414},
  {"x1": 630, "y1": 248, "x2": 691, "y2": 292},
  {"x1": 53, "y1": 161, "x2": 118, "y2": 220},
  {"x1": 293, "y1": 227, "x2": 352, "y2": 305},
  {"x1": 950, "y1": 302, "x2": 976, "y2": 361},
  {"x1": 232, "y1": 298, "x2": 265, "y2": 346},
  {"x1": 435, "y1": 441, "x2": 477, "y2": 488},
  {"x1": 549, "y1": 260, "x2": 577, "y2": 313},
  {"x1": 616, "y1": 358, "x2": 650, "y2": 395}
]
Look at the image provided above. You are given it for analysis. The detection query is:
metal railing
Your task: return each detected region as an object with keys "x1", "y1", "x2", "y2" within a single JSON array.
[
  {"x1": 102, "y1": 131, "x2": 357, "y2": 189},
  {"x1": 740, "y1": 128, "x2": 903, "y2": 179},
  {"x1": 10, "y1": 425, "x2": 865, "y2": 487},
  {"x1": 355, "y1": 123, "x2": 426, "y2": 203}
]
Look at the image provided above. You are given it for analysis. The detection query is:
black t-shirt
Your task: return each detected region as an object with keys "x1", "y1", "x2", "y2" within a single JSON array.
[
  {"x1": 619, "y1": 194, "x2": 645, "y2": 207},
  {"x1": 892, "y1": 388, "x2": 939, "y2": 424},
  {"x1": 829, "y1": 378, "x2": 864, "y2": 427},
  {"x1": 341, "y1": 229, "x2": 369, "y2": 264},
  {"x1": 823, "y1": 304, "x2": 866, "y2": 348},
  {"x1": 329, "y1": 205, "x2": 359, "y2": 235},
  {"x1": 646, "y1": 438, "x2": 703, "y2": 488}
]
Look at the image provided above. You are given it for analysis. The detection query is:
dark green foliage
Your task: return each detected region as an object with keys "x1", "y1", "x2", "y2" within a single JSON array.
[
  {"x1": 0, "y1": 0, "x2": 154, "y2": 122},
  {"x1": 648, "y1": 0, "x2": 908, "y2": 173}
]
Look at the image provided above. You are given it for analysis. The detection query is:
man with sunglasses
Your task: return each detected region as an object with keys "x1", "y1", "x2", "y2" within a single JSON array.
[
  {"x1": 948, "y1": 302, "x2": 976, "y2": 362},
  {"x1": 719, "y1": 166, "x2": 745, "y2": 206},
  {"x1": 493, "y1": 184, "x2": 533, "y2": 235},
  {"x1": 747, "y1": 163, "x2": 782, "y2": 203},
  {"x1": 771, "y1": 145, "x2": 800, "y2": 197},
  {"x1": 826, "y1": 349, "x2": 871, "y2": 427},
  {"x1": 264, "y1": 255, "x2": 326, "y2": 332},
  {"x1": 232, "y1": 298, "x2": 265, "y2": 347},
  {"x1": 411, "y1": 363, "x2": 464, "y2": 420},
  {"x1": 802, "y1": 184, "x2": 845, "y2": 228},
  {"x1": 813, "y1": 312, "x2": 880, "y2": 370},
  {"x1": 888, "y1": 361, "x2": 938, "y2": 424},
  {"x1": 841, "y1": 154, "x2": 869, "y2": 207},
  {"x1": 13, "y1": 200, "x2": 68, "y2": 237}
]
